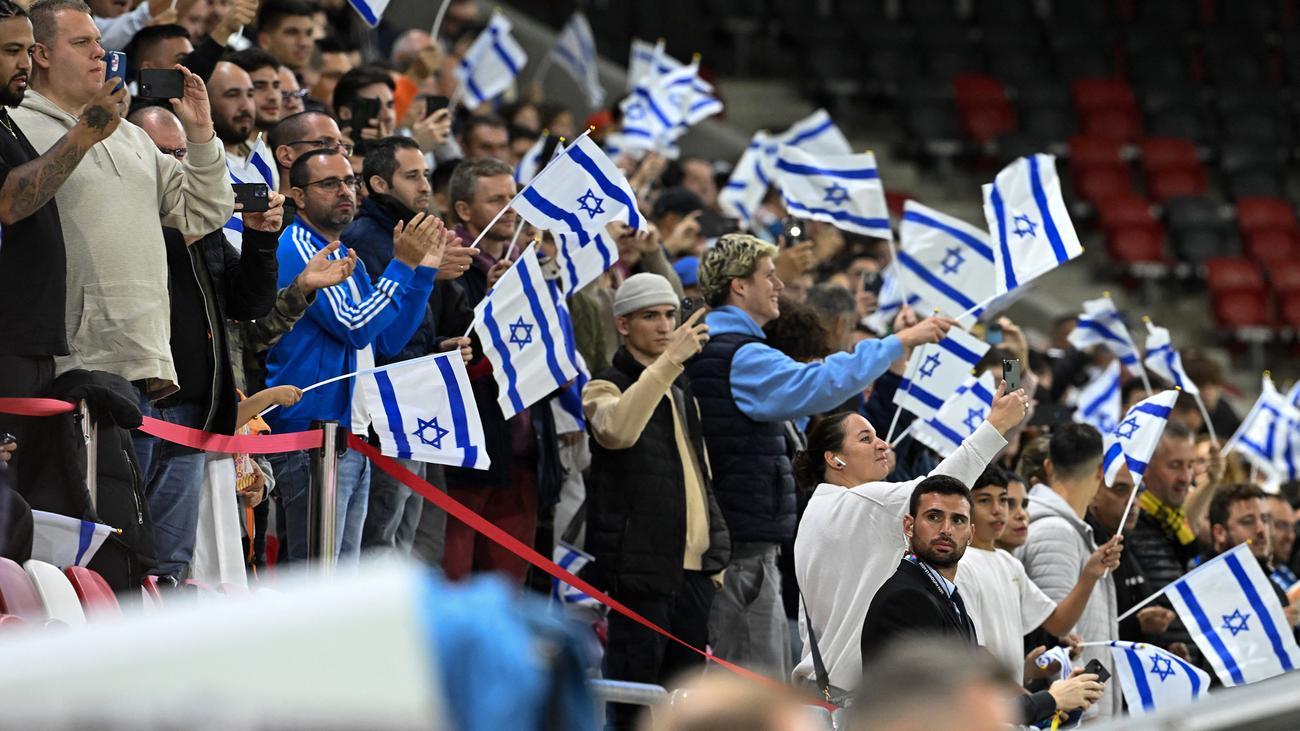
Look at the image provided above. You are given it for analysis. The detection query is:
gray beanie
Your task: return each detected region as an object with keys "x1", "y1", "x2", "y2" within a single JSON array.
[{"x1": 614, "y1": 273, "x2": 679, "y2": 317}]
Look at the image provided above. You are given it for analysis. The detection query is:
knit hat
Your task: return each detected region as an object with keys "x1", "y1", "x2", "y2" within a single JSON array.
[
  {"x1": 614, "y1": 273, "x2": 679, "y2": 317},
  {"x1": 673, "y1": 256, "x2": 700, "y2": 287}
]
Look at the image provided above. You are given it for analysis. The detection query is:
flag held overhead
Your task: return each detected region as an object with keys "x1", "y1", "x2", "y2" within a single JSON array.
[
  {"x1": 774, "y1": 145, "x2": 892, "y2": 239},
  {"x1": 983, "y1": 153, "x2": 1083, "y2": 295}
]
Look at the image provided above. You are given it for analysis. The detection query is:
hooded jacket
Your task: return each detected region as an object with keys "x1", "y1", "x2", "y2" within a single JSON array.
[{"x1": 10, "y1": 90, "x2": 234, "y2": 398}]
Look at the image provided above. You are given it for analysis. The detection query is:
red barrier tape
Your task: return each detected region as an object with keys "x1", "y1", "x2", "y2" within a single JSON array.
[
  {"x1": 344, "y1": 433, "x2": 832, "y2": 710},
  {"x1": 0, "y1": 397, "x2": 76, "y2": 416}
]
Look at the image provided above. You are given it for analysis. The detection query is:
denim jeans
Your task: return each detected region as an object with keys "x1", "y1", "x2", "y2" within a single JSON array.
[
  {"x1": 268, "y1": 448, "x2": 370, "y2": 567},
  {"x1": 131, "y1": 397, "x2": 207, "y2": 580},
  {"x1": 361, "y1": 458, "x2": 424, "y2": 556}
]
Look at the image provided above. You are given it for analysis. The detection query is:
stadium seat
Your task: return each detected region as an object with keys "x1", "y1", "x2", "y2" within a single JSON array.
[
  {"x1": 23, "y1": 560, "x2": 86, "y2": 627},
  {"x1": 1096, "y1": 194, "x2": 1159, "y2": 232},
  {"x1": 1138, "y1": 137, "x2": 1200, "y2": 175},
  {"x1": 1213, "y1": 289, "x2": 1272, "y2": 328},
  {"x1": 1147, "y1": 167, "x2": 1208, "y2": 201},
  {"x1": 962, "y1": 104, "x2": 1016, "y2": 143},
  {"x1": 1166, "y1": 196, "x2": 1232, "y2": 264},
  {"x1": 1073, "y1": 78, "x2": 1137, "y2": 114},
  {"x1": 1236, "y1": 197, "x2": 1299, "y2": 237},
  {"x1": 1226, "y1": 171, "x2": 1284, "y2": 200},
  {"x1": 1221, "y1": 109, "x2": 1291, "y2": 147},
  {"x1": 1132, "y1": 0, "x2": 1202, "y2": 28},
  {"x1": 1266, "y1": 258, "x2": 1300, "y2": 295},
  {"x1": 0, "y1": 557, "x2": 42, "y2": 622},
  {"x1": 1106, "y1": 223, "x2": 1167, "y2": 264},
  {"x1": 1128, "y1": 50, "x2": 1194, "y2": 86},
  {"x1": 953, "y1": 74, "x2": 1008, "y2": 106},
  {"x1": 64, "y1": 566, "x2": 122, "y2": 620},
  {"x1": 1068, "y1": 135, "x2": 1125, "y2": 168},
  {"x1": 1145, "y1": 106, "x2": 1213, "y2": 143},
  {"x1": 1048, "y1": 0, "x2": 1115, "y2": 28},
  {"x1": 1082, "y1": 108, "x2": 1143, "y2": 142},
  {"x1": 1016, "y1": 105, "x2": 1076, "y2": 142},
  {"x1": 1206, "y1": 256, "x2": 1265, "y2": 293},
  {"x1": 1013, "y1": 79, "x2": 1072, "y2": 110},
  {"x1": 1279, "y1": 291, "x2": 1300, "y2": 330},
  {"x1": 1244, "y1": 230, "x2": 1300, "y2": 268},
  {"x1": 1075, "y1": 165, "x2": 1134, "y2": 204},
  {"x1": 1215, "y1": 0, "x2": 1279, "y2": 30},
  {"x1": 902, "y1": 0, "x2": 962, "y2": 23}
]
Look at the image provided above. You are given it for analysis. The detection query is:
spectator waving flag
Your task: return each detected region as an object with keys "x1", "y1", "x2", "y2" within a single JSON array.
[
  {"x1": 620, "y1": 59, "x2": 721, "y2": 153},
  {"x1": 547, "y1": 278, "x2": 589, "y2": 434},
  {"x1": 514, "y1": 133, "x2": 564, "y2": 185},
  {"x1": 1106, "y1": 641, "x2": 1209, "y2": 715},
  {"x1": 511, "y1": 134, "x2": 642, "y2": 295},
  {"x1": 897, "y1": 201, "x2": 997, "y2": 324},
  {"x1": 1102, "y1": 389, "x2": 1178, "y2": 488},
  {"x1": 1223, "y1": 374, "x2": 1296, "y2": 483},
  {"x1": 909, "y1": 372, "x2": 996, "y2": 458},
  {"x1": 1164, "y1": 542, "x2": 1300, "y2": 686},
  {"x1": 772, "y1": 108, "x2": 853, "y2": 157},
  {"x1": 982, "y1": 154, "x2": 1083, "y2": 294},
  {"x1": 894, "y1": 327, "x2": 991, "y2": 420},
  {"x1": 1143, "y1": 320, "x2": 1198, "y2": 394},
  {"x1": 549, "y1": 12, "x2": 604, "y2": 108},
  {"x1": 774, "y1": 145, "x2": 892, "y2": 239},
  {"x1": 360, "y1": 352, "x2": 489, "y2": 470},
  {"x1": 1067, "y1": 297, "x2": 1148, "y2": 380},
  {"x1": 346, "y1": 0, "x2": 389, "y2": 27},
  {"x1": 29, "y1": 510, "x2": 114, "y2": 568},
  {"x1": 1074, "y1": 360, "x2": 1122, "y2": 436},
  {"x1": 474, "y1": 244, "x2": 582, "y2": 419},
  {"x1": 717, "y1": 132, "x2": 771, "y2": 228},
  {"x1": 454, "y1": 14, "x2": 527, "y2": 109},
  {"x1": 223, "y1": 136, "x2": 278, "y2": 251}
]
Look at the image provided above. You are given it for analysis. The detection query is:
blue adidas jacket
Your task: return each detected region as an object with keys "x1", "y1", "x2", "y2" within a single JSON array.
[{"x1": 265, "y1": 217, "x2": 437, "y2": 434}]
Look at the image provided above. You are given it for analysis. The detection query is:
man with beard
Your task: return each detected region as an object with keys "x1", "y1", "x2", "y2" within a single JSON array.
[
  {"x1": 208, "y1": 60, "x2": 255, "y2": 160},
  {"x1": 225, "y1": 48, "x2": 281, "y2": 144},
  {"x1": 0, "y1": 0, "x2": 124, "y2": 489}
]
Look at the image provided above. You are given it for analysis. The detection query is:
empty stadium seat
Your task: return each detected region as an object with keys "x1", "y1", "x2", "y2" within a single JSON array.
[
  {"x1": 1266, "y1": 258, "x2": 1300, "y2": 295},
  {"x1": 1073, "y1": 78, "x2": 1137, "y2": 113},
  {"x1": 1148, "y1": 167, "x2": 1208, "y2": 201},
  {"x1": 1096, "y1": 194, "x2": 1159, "y2": 232},
  {"x1": 1106, "y1": 223, "x2": 1167, "y2": 264},
  {"x1": 1278, "y1": 291, "x2": 1300, "y2": 329},
  {"x1": 64, "y1": 566, "x2": 122, "y2": 620},
  {"x1": 1068, "y1": 135, "x2": 1125, "y2": 167},
  {"x1": 1082, "y1": 108, "x2": 1143, "y2": 142},
  {"x1": 1244, "y1": 230, "x2": 1300, "y2": 268},
  {"x1": 962, "y1": 105, "x2": 1016, "y2": 144},
  {"x1": 1237, "y1": 197, "x2": 1299, "y2": 237},
  {"x1": 1075, "y1": 165, "x2": 1135, "y2": 204},
  {"x1": 23, "y1": 560, "x2": 86, "y2": 627},
  {"x1": 953, "y1": 74, "x2": 1008, "y2": 106},
  {"x1": 1206, "y1": 256, "x2": 1265, "y2": 293},
  {"x1": 1166, "y1": 196, "x2": 1232, "y2": 264},
  {"x1": 0, "y1": 557, "x2": 43, "y2": 622},
  {"x1": 1213, "y1": 289, "x2": 1272, "y2": 328},
  {"x1": 1138, "y1": 137, "x2": 1200, "y2": 174}
]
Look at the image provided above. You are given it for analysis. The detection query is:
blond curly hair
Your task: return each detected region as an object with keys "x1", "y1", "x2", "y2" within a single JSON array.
[{"x1": 698, "y1": 234, "x2": 779, "y2": 307}]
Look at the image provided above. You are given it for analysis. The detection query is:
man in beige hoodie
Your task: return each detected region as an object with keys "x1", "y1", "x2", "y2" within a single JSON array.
[{"x1": 12, "y1": 0, "x2": 233, "y2": 401}]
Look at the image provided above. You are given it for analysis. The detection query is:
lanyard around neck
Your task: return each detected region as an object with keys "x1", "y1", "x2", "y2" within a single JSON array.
[{"x1": 905, "y1": 552, "x2": 962, "y2": 619}]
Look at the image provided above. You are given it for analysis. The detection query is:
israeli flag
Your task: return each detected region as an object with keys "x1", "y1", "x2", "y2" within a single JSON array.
[
  {"x1": 1067, "y1": 297, "x2": 1147, "y2": 379},
  {"x1": 983, "y1": 154, "x2": 1083, "y2": 295},
  {"x1": 626, "y1": 38, "x2": 711, "y2": 95},
  {"x1": 1074, "y1": 361, "x2": 1123, "y2": 436},
  {"x1": 894, "y1": 328, "x2": 991, "y2": 420},
  {"x1": 620, "y1": 60, "x2": 721, "y2": 152},
  {"x1": 910, "y1": 372, "x2": 997, "y2": 458},
  {"x1": 361, "y1": 352, "x2": 488, "y2": 470},
  {"x1": 897, "y1": 201, "x2": 996, "y2": 324},
  {"x1": 1102, "y1": 389, "x2": 1178, "y2": 489},
  {"x1": 29, "y1": 510, "x2": 114, "y2": 568},
  {"x1": 774, "y1": 145, "x2": 892, "y2": 239},
  {"x1": 1287, "y1": 380, "x2": 1300, "y2": 411},
  {"x1": 1165, "y1": 542, "x2": 1300, "y2": 686},
  {"x1": 1107, "y1": 641, "x2": 1210, "y2": 715},
  {"x1": 223, "y1": 137, "x2": 278, "y2": 253},
  {"x1": 550, "y1": 12, "x2": 604, "y2": 108},
  {"x1": 717, "y1": 132, "x2": 771, "y2": 228},
  {"x1": 547, "y1": 278, "x2": 589, "y2": 434},
  {"x1": 1224, "y1": 375, "x2": 1296, "y2": 482},
  {"x1": 772, "y1": 108, "x2": 853, "y2": 157},
  {"x1": 1034, "y1": 645, "x2": 1075, "y2": 683},
  {"x1": 514, "y1": 133, "x2": 564, "y2": 186},
  {"x1": 1144, "y1": 321, "x2": 1198, "y2": 395},
  {"x1": 551, "y1": 542, "x2": 600, "y2": 609},
  {"x1": 455, "y1": 14, "x2": 527, "y2": 109},
  {"x1": 345, "y1": 0, "x2": 388, "y2": 27},
  {"x1": 474, "y1": 244, "x2": 582, "y2": 419}
]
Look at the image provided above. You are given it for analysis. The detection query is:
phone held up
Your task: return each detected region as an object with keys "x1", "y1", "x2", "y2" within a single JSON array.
[
  {"x1": 233, "y1": 183, "x2": 270, "y2": 213},
  {"x1": 1002, "y1": 358, "x2": 1022, "y2": 392},
  {"x1": 1083, "y1": 657, "x2": 1111, "y2": 684},
  {"x1": 680, "y1": 297, "x2": 703, "y2": 324},
  {"x1": 781, "y1": 216, "x2": 806, "y2": 245},
  {"x1": 861, "y1": 271, "x2": 884, "y2": 296},
  {"x1": 138, "y1": 68, "x2": 186, "y2": 100},
  {"x1": 105, "y1": 51, "x2": 127, "y2": 91},
  {"x1": 424, "y1": 95, "x2": 450, "y2": 118}
]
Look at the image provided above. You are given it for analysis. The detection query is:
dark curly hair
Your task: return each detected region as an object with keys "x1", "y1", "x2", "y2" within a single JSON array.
[{"x1": 763, "y1": 297, "x2": 833, "y2": 363}]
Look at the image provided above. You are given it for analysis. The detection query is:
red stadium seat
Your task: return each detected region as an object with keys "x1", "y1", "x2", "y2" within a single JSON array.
[
  {"x1": 953, "y1": 74, "x2": 1009, "y2": 106},
  {"x1": 1082, "y1": 108, "x2": 1143, "y2": 142},
  {"x1": 1205, "y1": 256, "x2": 1264, "y2": 293},
  {"x1": 961, "y1": 103, "x2": 1017, "y2": 143},
  {"x1": 1073, "y1": 78, "x2": 1137, "y2": 113},
  {"x1": 1213, "y1": 289, "x2": 1272, "y2": 328},
  {"x1": 1138, "y1": 137, "x2": 1200, "y2": 175},
  {"x1": 1280, "y1": 291, "x2": 1300, "y2": 329},
  {"x1": 1106, "y1": 223, "x2": 1167, "y2": 264},
  {"x1": 1268, "y1": 259, "x2": 1300, "y2": 296},
  {"x1": 1236, "y1": 197, "x2": 1299, "y2": 237},
  {"x1": 1075, "y1": 165, "x2": 1134, "y2": 204},
  {"x1": 1147, "y1": 166, "x2": 1208, "y2": 201},
  {"x1": 0, "y1": 557, "x2": 42, "y2": 622},
  {"x1": 1244, "y1": 229, "x2": 1300, "y2": 268},
  {"x1": 1068, "y1": 135, "x2": 1125, "y2": 168},
  {"x1": 64, "y1": 566, "x2": 121, "y2": 620},
  {"x1": 1095, "y1": 194, "x2": 1158, "y2": 232}
]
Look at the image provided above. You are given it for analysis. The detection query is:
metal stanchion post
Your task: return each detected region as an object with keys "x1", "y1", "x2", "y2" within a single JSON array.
[
  {"x1": 77, "y1": 400, "x2": 98, "y2": 509},
  {"x1": 308, "y1": 420, "x2": 341, "y2": 574}
]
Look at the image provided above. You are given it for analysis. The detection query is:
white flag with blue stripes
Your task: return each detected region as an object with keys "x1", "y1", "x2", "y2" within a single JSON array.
[
  {"x1": 1144, "y1": 321, "x2": 1198, "y2": 394},
  {"x1": 547, "y1": 278, "x2": 589, "y2": 434},
  {"x1": 514, "y1": 133, "x2": 564, "y2": 186},
  {"x1": 1225, "y1": 375, "x2": 1295, "y2": 483},
  {"x1": 717, "y1": 132, "x2": 771, "y2": 228},
  {"x1": 894, "y1": 327, "x2": 990, "y2": 420},
  {"x1": 627, "y1": 38, "x2": 673, "y2": 90},
  {"x1": 552, "y1": 542, "x2": 600, "y2": 609},
  {"x1": 1067, "y1": 297, "x2": 1147, "y2": 379},
  {"x1": 30, "y1": 510, "x2": 114, "y2": 568},
  {"x1": 223, "y1": 137, "x2": 278, "y2": 252},
  {"x1": 774, "y1": 145, "x2": 892, "y2": 239},
  {"x1": 910, "y1": 372, "x2": 996, "y2": 458},
  {"x1": 1102, "y1": 389, "x2": 1177, "y2": 489},
  {"x1": 455, "y1": 14, "x2": 527, "y2": 109},
  {"x1": 362, "y1": 352, "x2": 490, "y2": 470},
  {"x1": 1107, "y1": 641, "x2": 1210, "y2": 715},
  {"x1": 983, "y1": 154, "x2": 1083, "y2": 295},
  {"x1": 550, "y1": 12, "x2": 604, "y2": 108},
  {"x1": 474, "y1": 244, "x2": 581, "y2": 419},
  {"x1": 772, "y1": 109, "x2": 853, "y2": 157},
  {"x1": 865, "y1": 262, "x2": 922, "y2": 334},
  {"x1": 897, "y1": 201, "x2": 996, "y2": 324},
  {"x1": 619, "y1": 60, "x2": 720, "y2": 152},
  {"x1": 1074, "y1": 361, "x2": 1122, "y2": 436},
  {"x1": 345, "y1": 0, "x2": 388, "y2": 27},
  {"x1": 1165, "y1": 542, "x2": 1300, "y2": 686}
]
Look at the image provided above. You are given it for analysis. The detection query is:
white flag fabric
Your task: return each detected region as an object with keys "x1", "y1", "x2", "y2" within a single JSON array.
[
  {"x1": 983, "y1": 154, "x2": 1083, "y2": 294},
  {"x1": 717, "y1": 132, "x2": 771, "y2": 227},
  {"x1": 1035, "y1": 645, "x2": 1075, "y2": 683},
  {"x1": 1102, "y1": 389, "x2": 1178, "y2": 489},
  {"x1": 30, "y1": 510, "x2": 114, "y2": 568},
  {"x1": 1074, "y1": 361, "x2": 1123, "y2": 436},
  {"x1": 474, "y1": 244, "x2": 581, "y2": 419},
  {"x1": 455, "y1": 14, "x2": 527, "y2": 109},
  {"x1": 774, "y1": 145, "x2": 892, "y2": 239},
  {"x1": 361, "y1": 352, "x2": 489, "y2": 470},
  {"x1": 547, "y1": 278, "x2": 589, "y2": 433},
  {"x1": 551, "y1": 542, "x2": 601, "y2": 609},
  {"x1": 1225, "y1": 375, "x2": 1296, "y2": 482},
  {"x1": 771, "y1": 109, "x2": 853, "y2": 157},
  {"x1": 1067, "y1": 297, "x2": 1147, "y2": 379},
  {"x1": 550, "y1": 12, "x2": 604, "y2": 108},
  {"x1": 910, "y1": 372, "x2": 996, "y2": 458},
  {"x1": 1165, "y1": 543, "x2": 1300, "y2": 686},
  {"x1": 223, "y1": 137, "x2": 278, "y2": 252},
  {"x1": 1107, "y1": 641, "x2": 1210, "y2": 715},
  {"x1": 897, "y1": 201, "x2": 997, "y2": 324},
  {"x1": 627, "y1": 38, "x2": 673, "y2": 90},
  {"x1": 1287, "y1": 380, "x2": 1300, "y2": 410},
  {"x1": 345, "y1": 0, "x2": 388, "y2": 26},
  {"x1": 619, "y1": 60, "x2": 721, "y2": 153},
  {"x1": 513, "y1": 133, "x2": 564, "y2": 186},
  {"x1": 865, "y1": 262, "x2": 923, "y2": 334},
  {"x1": 894, "y1": 328, "x2": 991, "y2": 420},
  {"x1": 1144, "y1": 321, "x2": 1198, "y2": 394}
]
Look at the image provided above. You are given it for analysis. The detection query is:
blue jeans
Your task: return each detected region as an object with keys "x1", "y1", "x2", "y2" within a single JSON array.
[
  {"x1": 131, "y1": 397, "x2": 207, "y2": 580},
  {"x1": 361, "y1": 458, "x2": 424, "y2": 556},
  {"x1": 268, "y1": 448, "x2": 370, "y2": 567}
]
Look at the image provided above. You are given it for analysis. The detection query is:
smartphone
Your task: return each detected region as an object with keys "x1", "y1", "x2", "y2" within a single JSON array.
[
  {"x1": 1002, "y1": 358, "x2": 1022, "y2": 392},
  {"x1": 1083, "y1": 658, "x2": 1111, "y2": 684},
  {"x1": 104, "y1": 51, "x2": 127, "y2": 91},
  {"x1": 861, "y1": 270, "x2": 883, "y2": 295},
  {"x1": 680, "y1": 296, "x2": 703, "y2": 323},
  {"x1": 233, "y1": 182, "x2": 270, "y2": 213},
  {"x1": 424, "y1": 95, "x2": 450, "y2": 118},
  {"x1": 347, "y1": 97, "x2": 381, "y2": 131},
  {"x1": 699, "y1": 214, "x2": 739, "y2": 239},
  {"x1": 137, "y1": 68, "x2": 185, "y2": 100},
  {"x1": 985, "y1": 321, "x2": 1004, "y2": 345},
  {"x1": 782, "y1": 216, "x2": 806, "y2": 243}
]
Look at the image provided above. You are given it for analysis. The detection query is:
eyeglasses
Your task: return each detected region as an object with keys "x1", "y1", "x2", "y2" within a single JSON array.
[
  {"x1": 157, "y1": 146, "x2": 186, "y2": 160},
  {"x1": 286, "y1": 138, "x2": 354, "y2": 156},
  {"x1": 281, "y1": 88, "x2": 309, "y2": 103},
  {"x1": 299, "y1": 175, "x2": 360, "y2": 193}
]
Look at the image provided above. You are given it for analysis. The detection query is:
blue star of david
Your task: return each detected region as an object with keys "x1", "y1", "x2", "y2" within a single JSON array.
[
  {"x1": 1096, "y1": 415, "x2": 1117, "y2": 435},
  {"x1": 507, "y1": 316, "x2": 534, "y2": 350},
  {"x1": 413, "y1": 417, "x2": 450, "y2": 450},
  {"x1": 963, "y1": 407, "x2": 986, "y2": 432},
  {"x1": 1115, "y1": 417, "x2": 1140, "y2": 440},
  {"x1": 1221, "y1": 609, "x2": 1251, "y2": 637},
  {"x1": 1149, "y1": 653, "x2": 1176, "y2": 682},
  {"x1": 918, "y1": 353, "x2": 942, "y2": 379},
  {"x1": 823, "y1": 182, "x2": 850, "y2": 207},
  {"x1": 1012, "y1": 213, "x2": 1038, "y2": 238},
  {"x1": 576, "y1": 189, "x2": 606, "y2": 219},
  {"x1": 624, "y1": 103, "x2": 646, "y2": 120},
  {"x1": 941, "y1": 247, "x2": 965, "y2": 275}
]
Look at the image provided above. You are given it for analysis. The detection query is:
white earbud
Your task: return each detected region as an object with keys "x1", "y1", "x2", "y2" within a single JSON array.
[{"x1": 832, "y1": 456, "x2": 847, "y2": 468}]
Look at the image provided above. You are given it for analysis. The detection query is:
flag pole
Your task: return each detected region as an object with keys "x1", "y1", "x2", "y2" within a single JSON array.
[
  {"x1": 258, "y1": 353, "x2": 449, "y2": 417},
  {"x1": 1116, "y1": 584, "x2": 1167, "y2": 623},
  {"x1": 1105, "y1": 291, "x2": 1152, "y2": 396},
  {"x1": 430, "y1": 0, "x2": 454, "y2": 40},
  {"x1": 889, "y1": 422, "x2": 913, "y2": 448},
  {"x1": 1114, "y1": 480, "x2": 1142, "y2": 541},
  {"x1": 884, "y1": 342, "x2": 927, "y2": 444},
  {"x1": 956, "y1": 292, "x2": 1001, "y2": 322}
]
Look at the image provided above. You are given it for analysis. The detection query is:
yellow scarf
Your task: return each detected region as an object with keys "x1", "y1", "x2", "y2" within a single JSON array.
[{"x1": 1139, "y1": 491, "x2": 1197, "y2": 546}]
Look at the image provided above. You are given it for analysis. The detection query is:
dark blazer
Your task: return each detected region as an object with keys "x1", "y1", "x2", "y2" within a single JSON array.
[{"x1": 860, "y1": 558, "x2": 978, "y2": 666}]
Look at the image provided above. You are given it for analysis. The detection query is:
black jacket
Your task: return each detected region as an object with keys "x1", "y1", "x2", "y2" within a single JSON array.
[
  {"x1": 586, "y1": 347, "x2": 730, "y2": 596},
  {"x1": 860, "y1": 558, "x2": 978, "y2": 666},
  {"x1": 1127, "y1": 510, "x2": 1201, "y2": 655},
  {"x1": 1088, "y1": 513, "x2": 1156, "y2": 642}
]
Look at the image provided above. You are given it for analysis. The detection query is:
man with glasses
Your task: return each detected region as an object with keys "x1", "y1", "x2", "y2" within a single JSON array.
[
  {"x1": 263, "y1": 148, "x2": 452, "y2": 565},
  {"x1": 277, "y1": 64, "x2": 305, "y2": 115},
  {"x1": 267, "y1": 109, "x2": 349, "y2": 193}
]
